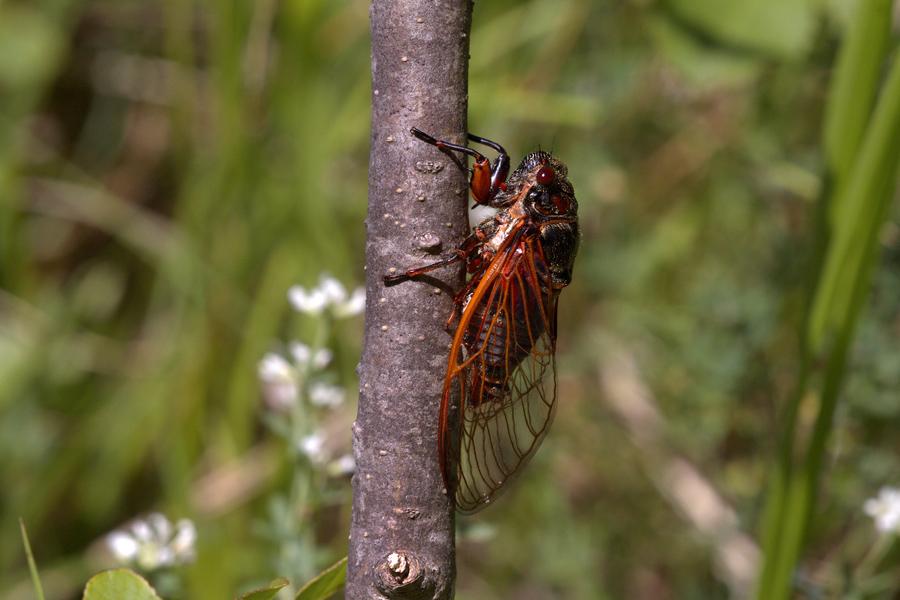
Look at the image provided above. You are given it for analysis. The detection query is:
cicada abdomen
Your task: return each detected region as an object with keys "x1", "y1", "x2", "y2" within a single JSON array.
[{"x1": 461, "y1": 258, "x2": 550, "y2": 408}]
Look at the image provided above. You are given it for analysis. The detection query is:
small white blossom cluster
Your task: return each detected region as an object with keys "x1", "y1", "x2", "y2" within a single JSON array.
[
  {"x1": 257, "y1": 273, "x2": 360, "y2": 476},
  {"x1": 288, "y1": 274, "x2": 365, "y2": 317},
  {"x1": 298, "y1": 432, "x2": 356, "y2": 476},
  {"x1": 258, "y1": 344, "x2": 354, "y2": 475},
  {"x1": 308, "y1": 381, "x2": 346, "y2": 408},
  {"x1": 864, "y1": 486, "x2": 900, "y2": 534},
  {"x1": 106, "y1": 513, "x2": 196, "y2": 571},
  {"x1": 258, "y1": 343, "x2": 341, "y2": 412}
]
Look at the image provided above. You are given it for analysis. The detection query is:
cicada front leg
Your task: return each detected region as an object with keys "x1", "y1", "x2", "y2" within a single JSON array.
[{"x1": 410, "y1": 128, "x2": 510, "y2": 205}]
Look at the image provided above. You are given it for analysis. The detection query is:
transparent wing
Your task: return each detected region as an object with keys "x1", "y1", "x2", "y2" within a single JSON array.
[{"x1": 439, "y1": 231, "x2": 558, "y2": 513}]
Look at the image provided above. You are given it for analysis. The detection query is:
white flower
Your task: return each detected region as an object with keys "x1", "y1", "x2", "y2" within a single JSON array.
[
  {"x1": 146, "y1": 513, "x2": 172, "y2": 541},
  {"x1": 289, "y1": 343, "x2": 332, "y2": 370},
  {"x1": 864, "y1": 486, "x2": 900, "y2": 534},
  {"x1": 334, "y1": 286, "x2": 366, "y2": 317},
  {"x1": 289, "y1": 342, "x2": 312, "y2": 365},
  {"x1": 319, "y1": 275, "x2": 348, "y2": 304},
  {"x1": 327, "y1": 453, "x2": 356, "y2": 476},
  {"x1": 299, "y1": 434, "x2": 354, "y2": 474},
  {"x1": 299, "y1": 432, "x2": 327, "y2": 466},
  {"x1": 131, "y1": 518, "x2": 153, "y2": 542},
  {"x1": 106, "y1": 514, "x2": 197, "y2": 571},
  {"x1": 258, "y1": 353, "x2": 294, "y2": 383},
  {"x1": 258, "y1": 353, "x2": 298, "y2": 411},
  {"x1": 169, "y1": 519, "x2": 197, "y2": 561},
  {"x1": 308, "y1": 382, "x2": 346, "y2": 408},
  {"x1": 107, "y1": 531, "x2": 139, "y2": 561},
  {"x1": 287, "y1": 274, "x2": 365, "y2": 318},
  {"x1": 156, "y1": 546, "x2": 176, "y2": 568},
  {"x1": 312, "y1": 348, "x2": 333, "y2": 370},
  {"x1": 288, "y1": 284, "x2": 330, "y2": 316}
]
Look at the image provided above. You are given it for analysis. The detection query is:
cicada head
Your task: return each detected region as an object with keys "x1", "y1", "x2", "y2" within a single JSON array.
[
  {"x1": 515, "y1": 152, "x2": 580, "y2": 290},
  {"x1": 495, "y1": 151, "x2": 578, "y2": 220}
]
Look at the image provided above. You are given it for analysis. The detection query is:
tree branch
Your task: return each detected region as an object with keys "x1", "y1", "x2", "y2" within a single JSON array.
[{"x1": 347, "y1": 1, "x2": 471, "y2": 598}]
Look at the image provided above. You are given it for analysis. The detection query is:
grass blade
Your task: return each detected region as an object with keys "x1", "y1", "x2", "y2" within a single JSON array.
[
  {"x1": 19, "y1": 518, "x2": 45, "y2": 600},
  {"x1": 809, "y1": 47, "x2": 900, "y2": 353},
  {"x1": 822, "y1": 0, "x2": 892, "y2": 190}
]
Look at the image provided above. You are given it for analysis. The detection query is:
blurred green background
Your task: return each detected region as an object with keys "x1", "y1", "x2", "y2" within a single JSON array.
[{"x1": 2, "y1": 0, "x2": 900, "y2": 599}]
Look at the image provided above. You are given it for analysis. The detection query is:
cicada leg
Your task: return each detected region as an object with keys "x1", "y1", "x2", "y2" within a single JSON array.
[
  {"x1": 384, "y1": 227, "x2": 492, "y2": 330},
  {"x1": 382, "y1": 211, "x2": 502, "y2": 285},
  {"x1": 382, "y1": 252, "x2": 464, "y2": 284},
  {"x1": 410, "y1": 127, "x2": 510, "y2": 205}
]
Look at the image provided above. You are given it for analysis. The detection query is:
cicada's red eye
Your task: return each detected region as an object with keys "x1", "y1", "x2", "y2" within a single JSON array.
[{"x1": 536, "y1": 167, "x2": 555, "y2": 186}]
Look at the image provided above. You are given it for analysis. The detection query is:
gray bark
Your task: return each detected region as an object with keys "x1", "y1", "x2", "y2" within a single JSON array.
[{"x1": 346, "y1": 1, "x2": 472, "y2": 598}]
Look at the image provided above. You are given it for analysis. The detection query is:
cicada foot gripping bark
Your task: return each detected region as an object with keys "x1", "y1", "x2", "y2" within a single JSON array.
[{"x1": 383, "y1": 127, "x2": 579, "y2": 513}]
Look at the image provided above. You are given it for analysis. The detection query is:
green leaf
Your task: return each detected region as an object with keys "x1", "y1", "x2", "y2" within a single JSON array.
[
  {"x1": 295, "y1": 557, "x2": 347, "y2": 600},
  {"x1": 241, "y1": 577, "x2": 290, "y2": 600},
  {"x1": 822, "y1": 0, "x2": 893, "y2": 188},
  {"x1": 82, "y1": 569, "x2": 162, "y2": 600}
]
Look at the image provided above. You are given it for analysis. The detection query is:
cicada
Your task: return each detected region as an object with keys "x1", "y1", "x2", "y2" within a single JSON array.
[{"x1": 384, "y1": 127, "x2": 579, "y2": 512}]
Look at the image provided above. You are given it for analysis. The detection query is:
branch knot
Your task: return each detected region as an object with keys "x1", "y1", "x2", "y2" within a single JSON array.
[{"x1": 374, "y1": 551, "x2": 434, "y2": 598}]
